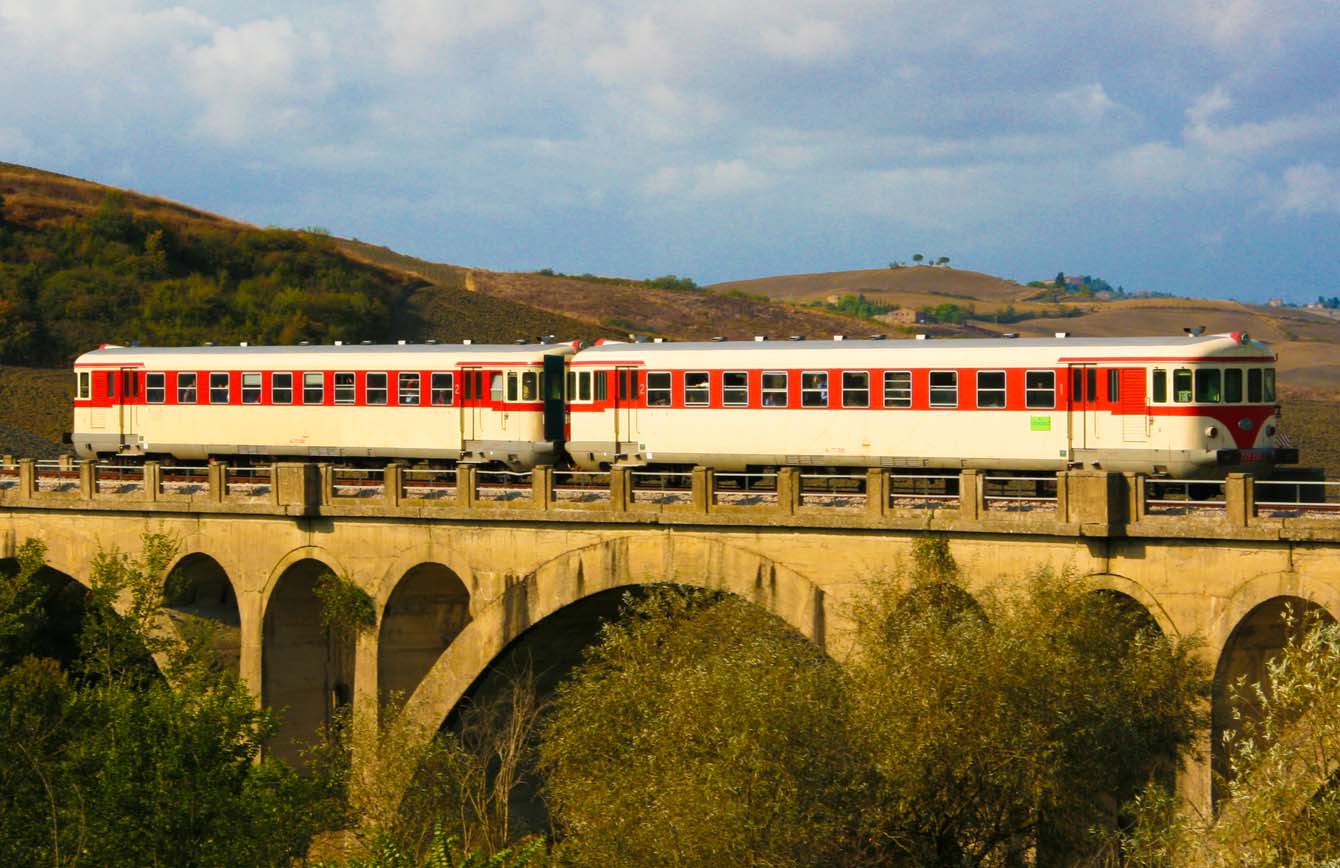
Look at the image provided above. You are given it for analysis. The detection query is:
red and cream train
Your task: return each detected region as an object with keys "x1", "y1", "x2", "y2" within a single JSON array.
[{"x1": 69, "y1": 331, "x2": 1297, "y2": 478}]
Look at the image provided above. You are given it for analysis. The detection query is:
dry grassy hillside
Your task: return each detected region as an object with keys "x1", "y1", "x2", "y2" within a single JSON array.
[{"x1": 710, "y1": 266, "x2": 1031, "y2": 304}]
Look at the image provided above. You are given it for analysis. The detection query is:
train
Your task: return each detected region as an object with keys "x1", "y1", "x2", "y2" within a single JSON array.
[{"x1": 68, "y1": 331, "x2": 1298, "y2": 479}]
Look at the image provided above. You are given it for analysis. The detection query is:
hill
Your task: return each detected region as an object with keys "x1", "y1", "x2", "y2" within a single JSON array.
[{"x1": 710, "y1": 265, "x2": 1031, "y2": 304}]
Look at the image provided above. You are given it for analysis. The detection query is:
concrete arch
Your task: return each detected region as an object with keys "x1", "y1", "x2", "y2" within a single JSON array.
[
  {"x1": 385, "y1": 532, "x2": 825, "y2": 758},
  {"x1": 259, "y1": 545, "x2": 349, "y2": 619},
  {"x1": 1211, "y1": 592, "x2": 1336, "y2": 808},
  {"x1": 262, "y1": 552, "x2": 353, "y2": 765},
  {"x1": 1206, "y1": 571, "x2": 1340, "y2": 663},
  {"x1": 378, "y1": 562, "x2": 471, "y2": 713},
  {"x1": 1082, "y1": 573, "x2": 1178, "y2": 638},
  {"x1": 165, "y1": 551, "x2": 242, "y2": 675}
]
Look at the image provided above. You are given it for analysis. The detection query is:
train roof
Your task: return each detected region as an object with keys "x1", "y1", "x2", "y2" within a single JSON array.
[
  {"x1": 73, "y1": 341, "x2": 578, "y2": 369},
  {"x1": 571, "y1": 332, "x2": 1276, "y2": 365}
]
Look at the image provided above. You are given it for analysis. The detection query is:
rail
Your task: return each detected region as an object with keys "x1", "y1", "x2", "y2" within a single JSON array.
[{"x1": 8, "y1": 459, "x2": 1340, "y2": 533}]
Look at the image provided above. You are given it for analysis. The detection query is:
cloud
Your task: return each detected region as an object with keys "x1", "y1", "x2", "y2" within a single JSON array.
[
  {"x1": 378, "y1": 0, "x2": 528, "y2": 71},
  {"x1": 759, "y1": 18, "x2": 848, "y2": 62},
  {"x1": 183, "y1": 18, "x2": 334, "y2": 144},
  {"x1": 1184, "y1": 88, "x2": 1340, "y2": 158},
  {"x1": 1050, "y1": 83, "x2": 1119, "y2": 124},
  {"x1": 1273, "y1": 163, "x2": 1340, "y2": 217},
  {"x1": 641, "y1": 159, "x2": 770, "y2": 198}
]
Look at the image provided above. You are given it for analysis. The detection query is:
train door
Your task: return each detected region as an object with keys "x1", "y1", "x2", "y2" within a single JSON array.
[
  {"x1": 459, "y1": 367, "x2": 487, "y2": 447},
  {"x1": 117, "y1": 367, "x2": 139, "y2": 449},
  {"x1": 1066, "y1": 363, "x2": 1098, "y2": 458},
  {"x1": 614, "y1": 366, "x2": 639, "y2": 448},
  {"x1": 1119, "y1": 368, "x2": 1149, "y2": 442},
  {"x1": 542, "y1": 355, "x2": 566, "y2": 443}
]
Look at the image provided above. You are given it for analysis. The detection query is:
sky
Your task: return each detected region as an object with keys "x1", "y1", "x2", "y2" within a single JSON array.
[{"x1": 2, "y1": 1, "x2": 1338, "y2": 302}]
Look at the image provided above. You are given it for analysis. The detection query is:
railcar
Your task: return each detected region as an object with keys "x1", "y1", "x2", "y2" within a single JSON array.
[
  {"x1": 70, "y1": 342, "x2": 574, "y2": 468},
  {"x1": 564, "y1": 332, "x2": 1297, "y2": 478}
]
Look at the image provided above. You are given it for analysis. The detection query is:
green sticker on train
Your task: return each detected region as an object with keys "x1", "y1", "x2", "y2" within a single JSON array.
[{"x1": 1030, "y1": 416, "x2": 1051, "y2": 431}]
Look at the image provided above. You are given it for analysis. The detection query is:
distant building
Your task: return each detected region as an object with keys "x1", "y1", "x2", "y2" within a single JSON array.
[
  {"x1": 1267, "y1": 298, "x2": 1285, "y2": 307},
  {"x1": 879, "y1": 309, "x2": 926, "y2": 325}
]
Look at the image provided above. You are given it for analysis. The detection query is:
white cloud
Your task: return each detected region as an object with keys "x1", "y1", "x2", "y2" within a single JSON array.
[
  {"x1": 584, "y1": 15, "x2": 675, "y2": 85},
  {"x1": 183, "y1": 18, "x2": 333, "y2": 144},
  {"x1": 377, "y1": 0, "x2": 529, "y2": 71},
  {"x1": 1051, "y1": 83, "x2": 1118, "y2": 124},
  {"x1": 1273, "y1": 163, "x2": 1340, "y2": 217},
  {"x1": 641, "y1": 159, "x2": 770, "y2": 198},
  {"x1": 759, "y1": 18, "x2": 847, "y2": 62}
]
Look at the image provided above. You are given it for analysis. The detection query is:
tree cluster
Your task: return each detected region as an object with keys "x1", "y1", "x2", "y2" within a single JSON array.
[{"x1": 0, "y1": 192, "x2": 410, "y2": 365}]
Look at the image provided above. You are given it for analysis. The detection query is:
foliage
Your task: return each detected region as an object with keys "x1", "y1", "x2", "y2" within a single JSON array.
[
  {"x1": 0, "y1": 534, "x2": 337, "y2": 866},
  {"x1": 810, "y1": 293, "x2": 895, "y2": 321},
  {"x1": 319, "y1": 822, "x2": 546, "y2": 868},
  {"x1": 540, "y1": 588, "x2": 872, "y2": 868},
  {"x1": 0, "y1": 191, "x2": 412, "y2": 364},
  {"x1": 921, "y1": 301, "x2": 975, "y2": 324},
  {"x1": 539, "y1": 542, "x2": 1208, "y2": 867},
  {"x1": 847, "y1": 539, "x2": 1208, "y2": 865},
  {"x1": 642, "y1": 274, "x2": 699, "y2": 291},
  {"x1": 316, "y1": 571, "x2": 378, "y2": 637},
  {"x1": 1125, "y1": 610, "x2": 1340, "y2": 867}
]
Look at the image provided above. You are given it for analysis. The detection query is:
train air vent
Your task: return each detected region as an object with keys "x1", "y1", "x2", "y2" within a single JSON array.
[
  {"x1": 869, "y1": 334, "x2": 887, "y2": 341},
  {"x1": 653, "y1": 337, "x2": 665, "y2": 343},
  {"x1": 239, "y1": 341, "x2": 248, "y2": 347},
  {"x1": 362, "y1": 340, "x2": 373, "y2": 345},
  {"x1": 1054, "y1": 332, "x2": 1070, "y2": 338},
  {"x1": 712, "y1": 336, "x2": 726, "y2": 342},
  {"x1": 205, "y1": 341, "x2": 215, "y2": 347},
  {"x1": 833, "y1": 335, "x2": 845, "y2": 341},
  {"x1": 398, "y1": 340, "x2": 408, "y2": 345},
  {"x1": 789, "y1": 335, "x2": 804, "y2": 341},
  {"x1": 754, "y1": 335, "x2": 768, "y2": 342},
  {"x1": 1002, "y1": 333, "x2": 1018, "y2": 339},
  {"x1": 515, "y1": 339, "x2": 527, "y2": 345},
  {"x1": 463, "y1": 339, "x2": 473, "y2": 345},
  {"x1": 426, "y1": 338, "x2": 438, "y2": 345},
  {"x1": 334, "y1": 340, "x2": 343, "y2": 346},
  {"x1": 915, "y1": 334, "x2": 928, "y2": 341}
]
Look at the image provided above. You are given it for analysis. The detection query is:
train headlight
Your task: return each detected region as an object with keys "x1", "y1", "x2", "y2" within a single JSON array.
[
  {"x1": 1265, "y1": 424, "x2": 1277, "y2": 437},
  {"x1": 1205, "y1": 425, "x2": 1219, "y2": 439}
]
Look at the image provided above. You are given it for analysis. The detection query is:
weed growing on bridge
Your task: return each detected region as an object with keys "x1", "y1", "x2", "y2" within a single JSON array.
[{"x1": 316, "y1": 571, "x2": 378, "y2": 639}]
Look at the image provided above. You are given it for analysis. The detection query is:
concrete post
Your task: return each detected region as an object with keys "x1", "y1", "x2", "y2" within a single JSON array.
[
  {"x1": 78, "y1": 459, "x2": 96, "y2": 500},
  {"x1": 17, "y1": 458, "x2": 34, "y2": 501},
  {"x1": 144, "y1": 461, "x2": 161, "y2": 502},
  {"x1": 276, "y1": 463, "x2": 321, "y2": 512},
  {"x1": 608, "y1": 466, "x2": 631, "y2": 512},
  {"x1": 1065, "y1": 471, "x2": 1125, "y2": 531},
  {"x1": 866, "y1": 468, "x2": 888, "y2": 517},
  {"x1": 1055, "y1": 471, "x2": 1070, "y2": 522},
  {"x1": 776, "y1": 467, "x2": 800, "y2": 515},
  {"x1": 1225, "y1": 473, "x2": 1254, "y2": 529},
  {"x1": 458, "y1": 465, "x2": 477, "y2": 509},
  {"x1": 531, "y1": 466, "x2": 553, "y2": 511},
  {"x1": 385, "y1": 463, "x2": 403, "y2": 508},
  {"x1": 959, "y1": 469, "x2": 981, "y2": 521},
  {"x1": 1124, "y1": 472, "x2": 1147, "y2": 523},
  {"x1": 208, "y1": 462, "x2": 227, "y2": 503},
  {"x1": 319, "y1": 463, "x2": 334, "y2": 505},
  {"x1": 268, "y1": 463, "x2": 281, "y2": 506},
  {"x1": 691, "y1": 466, "x2": 714, "y2": 514}
]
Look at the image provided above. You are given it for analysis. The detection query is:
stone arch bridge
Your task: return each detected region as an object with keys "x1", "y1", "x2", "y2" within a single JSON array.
[{"x1": 3, "y1": 459, "x2": 1340, "y2": 817}]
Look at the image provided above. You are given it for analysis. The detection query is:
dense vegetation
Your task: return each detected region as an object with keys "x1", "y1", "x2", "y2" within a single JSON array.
[
  {"x1": 3, "y1": 531, "x2": 1339, "y2": 865},
  {"x1": 0, "y1": 191, "x2": 415, "y2": 365}
]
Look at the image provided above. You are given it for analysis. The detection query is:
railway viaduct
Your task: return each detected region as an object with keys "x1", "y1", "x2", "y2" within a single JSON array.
[{"x1": 3, "y1": 458, "x2": 1340, "y2": 818}]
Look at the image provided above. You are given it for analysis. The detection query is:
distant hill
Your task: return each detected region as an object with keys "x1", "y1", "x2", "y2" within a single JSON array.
[{"x1": 710, "y1": 266, "x2": 1031, "y2": 304}]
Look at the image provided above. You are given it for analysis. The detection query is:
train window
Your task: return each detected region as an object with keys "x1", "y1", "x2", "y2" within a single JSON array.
[
  {"x1": 684, "y1": 372, "x2": 710, "y2": 406},
  {"x1": 1194, "y1": 369, "x2": 1221, "y2": 403},
  {"x1": 272, "y1": 373, "x2": 292, "y2": 404},
  {"x1": 842, "y1": 371, "x2": 869, "y2": 408},
  {"x1": 507, "y1": 372, "x2": 519, "y2": 402},
  {"x1": 1107, "y1": 370, "x2": 1120, "y2": 402},
  {"x1": 976, "y1": 371, "x2": 1006, "y2": 408},
  {"x1": 178, "y1": 372, "x2": 197, "y2": 404},
  {"x1": 521, "y1": 371, "x2": 538, "y2": 401},
  {"x1": 595, "y1": 371, "x2": 608, "y2": 401},
  {"x1": 146, "y1": 372, "x2": 165, "y2": 404},
  {"x1": 578, "y1": 371, "x2": 591, "y2": 401},
  {"x1": 399, "y1": 372, "x2": 421, "y2": 406},
  {"x1": 335, "y1": 372, "x2": 356, "y2": 404},
  {"x1": 802, "y1": 372, "x2": 828, "y2": 407},
  {"x1": 1088, "y1": 368, "x2": 1097, "y2": 402},
  {"x1": 884, "y1": 371, "x2": 912, "y2": 408},
  {"x1": 303, "y1": 372, "x2": 324, "y2": 404},
  {"x1": 646, "y1": 372, "x2": 672, "y2": 406},
  {"x1": 929, "y1": 371, "x2": 957, "y2": 408},
  {"x1": 1173, "y1": 368, "x2": 1192, "y2": 403},
  {"x1": 242, "y1": 372, "x2": 262, "y2": 404},
  {"x1": 723, "y1": 371, "x2": 748, "y2": 406},
  {"x1": 1152, "y1": 369, "x2": 1167, "y2": 403},
  {"x1": 1264, "y1": 369, "x2": 1276, "y2": 402},
  {"x1": 487, "y1": 372, "x2": 501, "y2": 402},
  {"x1": 77, "y1": 371, "x2": 91, "y2": 400},
  {"x1": 1025, "y1": 370, "x2": 1054, "y2": 409},
  {"x1": 617, "y1": 370, "x2": 640, "y2": 400},
  {"x1": 762, "y1": 372, "x2": 788, "y2": 407},
  {"x1": 431, "y1": 372, "x2": 453, "y2": 405},
  {"x1": 1247, "y1": 368, "x2": 1262, "y2": 402},
  {"x1": 1224, "y1": 368, "x2": 1243, "y2": 403},
  {"x1": 209, "y1": 372, "x2": 229, "y2": 404},
  {"x1": 106, "y1": 372, "x2": 116, "y2": 398},
  {"x1": 366, "y1": 372, "x2": 387, "y2": 405}
]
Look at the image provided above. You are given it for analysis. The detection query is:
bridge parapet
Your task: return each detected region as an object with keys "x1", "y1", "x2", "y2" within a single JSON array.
[{"x1": 1, "y1": 460, "x2": 1337, "y2": 543}]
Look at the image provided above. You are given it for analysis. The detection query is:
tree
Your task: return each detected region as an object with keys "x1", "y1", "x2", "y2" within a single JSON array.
[
  {"x1": 936, "y1": 256, "x2": 950, "y2": 266},
  {"x1": 847, "y1": 538, "x2": 1207, "y2": 864},
  {"x1": 913, "y1": 253, "x2": 924, "y2": 264},
  {"x1": 540, "y1": 588, "x2": 872, "y2": 867},
  {"x1": 1056, "y1": 271, "x2": 1066, "y2": 288}
]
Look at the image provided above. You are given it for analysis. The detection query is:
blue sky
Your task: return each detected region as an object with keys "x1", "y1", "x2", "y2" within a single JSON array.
[{"x1": 2, "y1": 1, "x2": 1337, "y2": 302}]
